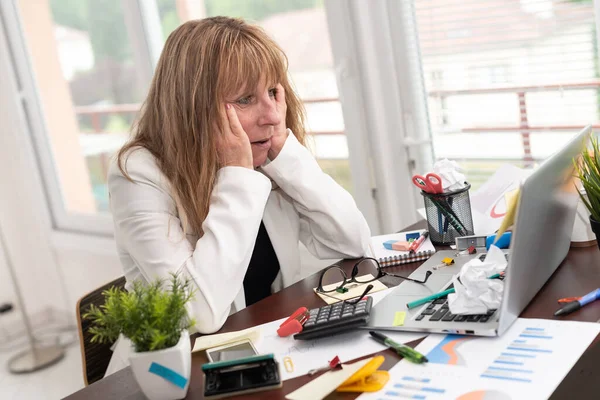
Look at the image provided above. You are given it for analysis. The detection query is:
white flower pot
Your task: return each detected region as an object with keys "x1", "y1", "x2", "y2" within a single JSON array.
[{"x1": 129, "y1": 330, "x2": 191, "y2": 400}]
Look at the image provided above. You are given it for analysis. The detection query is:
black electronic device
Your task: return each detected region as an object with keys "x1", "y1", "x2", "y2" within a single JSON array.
[
  {"x1": 293, "y1": 296, "x2": 373, "y2": 340},
  {"x1": 203, "y1": 353, "x2": 281, "y2": 399}
]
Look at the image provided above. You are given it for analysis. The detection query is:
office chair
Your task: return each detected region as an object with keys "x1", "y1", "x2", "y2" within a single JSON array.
[{"x1": 76, "y1": 276, "x2": 127, "y2": 386}]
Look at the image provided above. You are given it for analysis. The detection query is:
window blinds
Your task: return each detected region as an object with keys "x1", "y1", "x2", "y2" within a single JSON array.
[{"x1": 406, "y1": 0, "x2": 598, "y2": 186}]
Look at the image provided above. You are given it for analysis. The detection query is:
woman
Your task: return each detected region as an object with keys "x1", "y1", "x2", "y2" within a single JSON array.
[{"x1": 105, "y1": 16, "x2": 370, "y2": 373}]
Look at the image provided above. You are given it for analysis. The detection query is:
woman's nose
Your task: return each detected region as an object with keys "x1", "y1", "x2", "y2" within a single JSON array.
[{"x1": 257, "y1": 98, "x2": 281, "y2": 127}]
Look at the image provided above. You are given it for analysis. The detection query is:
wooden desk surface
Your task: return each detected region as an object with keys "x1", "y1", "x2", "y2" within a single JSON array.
[{"x1": 64, "y1": 233, "x2": 600, "y2": 400}]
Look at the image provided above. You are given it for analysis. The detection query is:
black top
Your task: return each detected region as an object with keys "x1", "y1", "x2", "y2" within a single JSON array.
[{"x1": 243, "y1": 221, "x2": 281, "y2": 307}]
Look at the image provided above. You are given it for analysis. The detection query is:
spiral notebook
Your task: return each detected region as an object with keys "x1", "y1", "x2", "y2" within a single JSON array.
[{"x1": 368, "y1": 230, "x2": 436, "y2": 267}]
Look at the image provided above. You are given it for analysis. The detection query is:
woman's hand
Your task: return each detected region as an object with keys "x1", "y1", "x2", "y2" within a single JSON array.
[
  {"x1": 217, "y1": 104, "x2": 253, "y2": 169},
  {"x1": 267, "y1": 84, "x2": 289, "y2": 161}
]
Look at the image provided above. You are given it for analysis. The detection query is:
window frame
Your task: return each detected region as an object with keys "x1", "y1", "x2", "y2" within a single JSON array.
[{"x1": 2, "y1": 0, "x2": 163, "y2": 236}]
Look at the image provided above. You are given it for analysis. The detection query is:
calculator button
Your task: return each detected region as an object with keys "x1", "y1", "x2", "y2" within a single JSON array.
[
  {"x1": 329, "y1": 315, "x2": 340, "y2": 321},
  {"x1": 466, "y1": 315, "x2": 481, "y2": 322},
  {"x1": 316, "y1": 318, "x2": 328, "y2": 324},
  {"x1": 309, "y1": 309, "x2": 319, "y2": 316},
  {"x1": 455, "y1": 315, "x2": 467, "y2": 322},
  {"x1": 421, "y1": 308, "x2": 436, "y2": 315},
  {"x1": 354, "y1": 310, "x2": 368, "y2": 318},
  {"x1": 434, "y1": 298, "x2": 447, "y2": 305},
  {"x1": 486, "y1": 309, "x2": 496, "y2": 316},
  {"x1": 416, "y1": 314, "x2": 425, "y2": 321},
  {"x1": 426, "y1": 303, "x2": 436, "y2": 310},
  {"x1": 479, "y1": 315, "x2": 491, "y2": 323},
  {"x1": 303, "y1": 321, "x2": 315, "y2": 328}
]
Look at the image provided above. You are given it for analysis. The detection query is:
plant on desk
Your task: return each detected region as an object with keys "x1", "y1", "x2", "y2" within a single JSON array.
[
  {"x1": 84, "y1": 273, "x2": 195, "y2": 400},
  {"x1": 575, "y1": 135, "x2": 600, "y2": 249}
]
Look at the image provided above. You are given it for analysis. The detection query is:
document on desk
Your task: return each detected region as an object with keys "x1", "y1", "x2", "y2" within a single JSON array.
[
  {"x1": 252, "y1": 288, "x2": 426, "y2": 381},
  {"x1": 357, "y1": 318, "x2": 600, "y2": 400}
]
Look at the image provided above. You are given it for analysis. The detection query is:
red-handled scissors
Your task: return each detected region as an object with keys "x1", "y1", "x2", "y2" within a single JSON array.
[{"x1": 412, "y1": 173, "x2": 444, "y2": 194}]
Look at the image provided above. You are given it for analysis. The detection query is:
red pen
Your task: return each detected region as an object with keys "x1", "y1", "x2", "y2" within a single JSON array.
[{"x1": 408, "y1": 231, "x2": 429, "y2": 254}]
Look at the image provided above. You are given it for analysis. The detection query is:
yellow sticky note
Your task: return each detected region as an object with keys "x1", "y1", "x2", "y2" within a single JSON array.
[{"x1": 393, "y1": 311, "x2": 406, "y2": 327}]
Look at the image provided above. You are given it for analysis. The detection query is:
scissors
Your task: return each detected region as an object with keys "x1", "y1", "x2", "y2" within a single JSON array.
[{"x1": 412, "y1": 173, "x2": 444, "y2": 194}]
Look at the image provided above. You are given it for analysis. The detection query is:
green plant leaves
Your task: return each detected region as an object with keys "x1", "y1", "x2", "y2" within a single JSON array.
[
  {"x1": 575, "y1": 135, "x2": 600, "y2": 222},
  {"x1": 84, "y1": 273, "x2": 196, "y2": 352}
]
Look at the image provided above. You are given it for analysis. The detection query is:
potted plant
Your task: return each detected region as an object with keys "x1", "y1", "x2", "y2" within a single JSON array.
[
  {"x1": 575, "y1": 135, "x2": 600, "y2": 248},
  {"x1": 85, "y1": 274, "x2": 195, "y2": 400}
]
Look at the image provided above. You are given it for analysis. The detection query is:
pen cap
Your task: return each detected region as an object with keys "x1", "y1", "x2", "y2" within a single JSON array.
[{"x1": 421, "y1": 183, "x2": 474, "y2": 245}]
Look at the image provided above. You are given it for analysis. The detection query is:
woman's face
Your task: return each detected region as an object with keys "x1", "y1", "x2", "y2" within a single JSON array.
[{"x1": 230, "y1": 79, "x2": 281, "y2": 167}]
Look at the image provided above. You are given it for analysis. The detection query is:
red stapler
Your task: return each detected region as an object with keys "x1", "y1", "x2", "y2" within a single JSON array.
[{"x1": 277, "y1": 307, "x2": 309, "y2": 337}]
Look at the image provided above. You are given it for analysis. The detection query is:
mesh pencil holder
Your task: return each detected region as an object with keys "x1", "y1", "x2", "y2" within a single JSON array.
[{"x1": 421, "y1": 183, "x2": 474, "y2": 245}]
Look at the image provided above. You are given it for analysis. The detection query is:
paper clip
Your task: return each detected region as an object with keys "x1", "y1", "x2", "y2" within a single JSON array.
[
  {"x1": 277, "y1": 307, "x2": 309, "y2": 337},
  {"x1": 308, "y1": 355, "x2": 342, "y2": 376},
  {"x1": 433, "y1": 257, "x2": 455, "y2": 270},
  {"x1": 456, "y1": 245, "x2": 477, "y2": 257}
]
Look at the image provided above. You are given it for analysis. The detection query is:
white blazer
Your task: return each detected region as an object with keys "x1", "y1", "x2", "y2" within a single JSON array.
[{"x1": 107, "y1": 130, "x2": 371, "y2": 335}]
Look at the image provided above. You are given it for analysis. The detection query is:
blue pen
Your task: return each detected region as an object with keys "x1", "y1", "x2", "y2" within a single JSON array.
[{"x1": 554, "y1": 288, "x2": 600, "y2": 316}]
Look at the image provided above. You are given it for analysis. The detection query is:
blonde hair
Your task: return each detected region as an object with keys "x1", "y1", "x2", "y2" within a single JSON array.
[{"x1": 117, "y1": 17, "x2": 306, "y2": 236}]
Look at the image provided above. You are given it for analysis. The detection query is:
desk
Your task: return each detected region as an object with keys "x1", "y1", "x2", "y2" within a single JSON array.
[{"x1": 64, "y1": 225, "x2": 600, "y2": 399}]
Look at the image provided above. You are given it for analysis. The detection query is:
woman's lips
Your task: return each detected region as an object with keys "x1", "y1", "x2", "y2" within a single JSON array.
[{"x1": 251, "y1": 138, "x2": 271, "y2": 149}]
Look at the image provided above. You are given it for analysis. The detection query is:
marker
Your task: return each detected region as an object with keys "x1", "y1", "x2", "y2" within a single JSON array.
[
  {"x1": 369, "y1": 331, "x2": 428, "y2": 363},
  {"x1": 408, "y1": 231, "x2": 429, "y2": 254},
  {"x1": 407, "y1": 274, "x2": 501, "y2": 309},
  {"x1": 406, "y1": 288, "x2": 455, "y2": 309},
  {"x1": 554, "y1": 288, "x2": 600, "y2": 316}
]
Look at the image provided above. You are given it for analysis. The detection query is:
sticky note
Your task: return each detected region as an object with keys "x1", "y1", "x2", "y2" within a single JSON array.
[
  {"x1": 148, "y1": 362, "x2": 188, "y2": 389},
  {"x1": 393, "y1": 311, "x2": 406, "y2": 327}
]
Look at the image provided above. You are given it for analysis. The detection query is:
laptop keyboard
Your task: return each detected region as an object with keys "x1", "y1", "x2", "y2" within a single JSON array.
[
  {"x1": 415, "y1": 297, "x2": 497, "y2": 324},
  {"x1": 415, "y1": 251, "x2": 508, "y2": 324}
]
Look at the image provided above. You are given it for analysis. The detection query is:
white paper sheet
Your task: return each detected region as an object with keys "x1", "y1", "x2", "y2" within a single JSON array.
[
  {"x1": 357, "y1": 318, "x2": 600, "y2": 400},
  {"x1": 469, "y1": 164, "x2": 531, "y2": 235},
  {"x1": 254, "y1": 305, "x2": 425, "y2": 381}
]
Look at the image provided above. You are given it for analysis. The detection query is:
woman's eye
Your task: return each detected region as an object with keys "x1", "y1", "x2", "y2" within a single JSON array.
[
  {"x1": 236, "y1": 96, "x2": 252, "y2": 105},
  {"x1": 268, "y1": 88, "x2": 278, "y2": 98}
]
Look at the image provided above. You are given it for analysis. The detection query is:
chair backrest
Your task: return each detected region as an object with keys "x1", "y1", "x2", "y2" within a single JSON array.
[{"x1": 76, "y1": 276, "x2": 127, "y2": 386}]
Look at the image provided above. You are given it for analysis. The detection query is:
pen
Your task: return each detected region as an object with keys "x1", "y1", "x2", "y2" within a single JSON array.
[
  {"x1": 408, "y1": 231, "x2": 429, "y2": 254},
  {"x1": 369, "y1": 331, "x2": 428, "y2": 363},
  {"x1": 406, "y1": 288, "x2": 455, "y2": 309},
  {"x1": 554, "y1": 288, "x2": 600, "y2": 316}
]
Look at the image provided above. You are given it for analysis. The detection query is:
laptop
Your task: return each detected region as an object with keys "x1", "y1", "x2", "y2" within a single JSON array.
[{"x1": 366, "y1": 125, "x2": 592, "y2": 337}]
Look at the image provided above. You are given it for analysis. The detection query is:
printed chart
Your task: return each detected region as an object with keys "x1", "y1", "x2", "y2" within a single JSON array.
[
  {"x1": 357, "y1": 318, "x2": 600, "y2": 400},
  {"x1": 480, "y1": 326, "x2": 553, "y2": 383},
  {"x1": 426, "y1": 335, "x2": 475, "y2": 366}
]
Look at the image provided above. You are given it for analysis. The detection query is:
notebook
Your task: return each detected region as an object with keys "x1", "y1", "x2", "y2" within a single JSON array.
[{"x1": 368, "y1": 230, "x2": 436, "y2": 267}]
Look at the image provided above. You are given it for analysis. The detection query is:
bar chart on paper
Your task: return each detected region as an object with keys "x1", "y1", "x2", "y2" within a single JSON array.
[
  {"x1": 357, "y1": 319, "x2": 600, "y2": 400},
  {"x1": 480, "y1": 326, "x2": 553, "y2": 383}
]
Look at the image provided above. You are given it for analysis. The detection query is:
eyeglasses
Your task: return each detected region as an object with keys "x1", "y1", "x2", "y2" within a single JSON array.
[{"x1": 316, "y1": 257, "x2": 432, "y2": 305}]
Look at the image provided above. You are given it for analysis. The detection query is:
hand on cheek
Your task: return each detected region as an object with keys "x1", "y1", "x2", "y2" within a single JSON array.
[
  {"x1": 267, "y1": 84, "x2": 288, "y2": 161},
  {"x1": 216, "y1": 104, "x2": 253, "y2": 169}
]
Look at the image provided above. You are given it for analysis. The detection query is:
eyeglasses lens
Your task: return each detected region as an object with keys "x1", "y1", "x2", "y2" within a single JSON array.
[
  {"x1": 320, "y1": 267, "x2": 346, "y2": 293},
  {"x1": 353, "y1": 258, "x2": 380, "y2": 283}
]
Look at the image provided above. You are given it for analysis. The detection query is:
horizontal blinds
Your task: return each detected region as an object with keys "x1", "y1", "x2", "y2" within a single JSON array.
[{"x1": 407, "y1": 0, "x2": 598, "y2": 187}]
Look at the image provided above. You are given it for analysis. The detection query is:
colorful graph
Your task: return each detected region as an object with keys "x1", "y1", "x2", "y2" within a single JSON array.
[
  {"x1": 379, "y1": 376, "x2": 447, "y2": 399},
  {"x1": 481, "y1": 326, "x2": 552, "y2": 383},
  {"x1": 456, "y1": 390, "x2": 512, "y2": 400},
  {"x1": 426, "y1": 335, "x2": 474, "y2": 365}
]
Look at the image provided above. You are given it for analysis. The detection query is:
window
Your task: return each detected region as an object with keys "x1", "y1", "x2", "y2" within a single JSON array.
[
  {"x1": 6, "y1": 0, "x2": 376, "y2": 234},
  {"x1": 5, "y1": 0, "x2": 157, "y2": 234},
  {"x1": 410, "y1": 0, "x2": 599, "y2": 188}
]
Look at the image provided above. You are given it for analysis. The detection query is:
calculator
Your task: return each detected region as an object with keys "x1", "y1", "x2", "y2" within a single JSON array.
[{"x1": 293, "y1": 297, "x2": 373, "y2": 340}]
